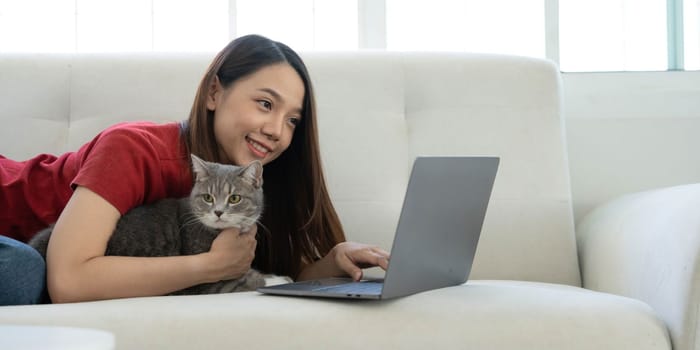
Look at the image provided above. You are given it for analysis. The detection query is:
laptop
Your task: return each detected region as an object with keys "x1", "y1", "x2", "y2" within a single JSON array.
[{"x1": 257, "y1": 156, "x2": 499, "y2": 300}]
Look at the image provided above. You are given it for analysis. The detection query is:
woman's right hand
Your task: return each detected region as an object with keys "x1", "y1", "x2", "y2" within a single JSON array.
[{"x1": 205, "y1": 225, "x2": 258, "y2": 282}]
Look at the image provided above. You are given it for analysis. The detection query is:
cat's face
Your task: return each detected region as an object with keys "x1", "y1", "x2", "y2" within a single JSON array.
[{"x1": 189, "y1": 155, "x2": 264, "y2": 230}]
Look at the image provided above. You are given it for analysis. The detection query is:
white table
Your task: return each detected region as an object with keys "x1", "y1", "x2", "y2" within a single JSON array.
[{"x1": 0, "y1": 325, "x2": 115, "y2": 350}]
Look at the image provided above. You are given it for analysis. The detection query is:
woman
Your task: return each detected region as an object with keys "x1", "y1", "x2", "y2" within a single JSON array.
[{"x1": 0, "y1": 34, "x2": 389, "y2": 305}]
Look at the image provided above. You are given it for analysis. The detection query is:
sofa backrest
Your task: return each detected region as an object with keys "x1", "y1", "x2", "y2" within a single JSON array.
[{"x1": 0, "y1": 52, "x2": 581, "y2": 286}]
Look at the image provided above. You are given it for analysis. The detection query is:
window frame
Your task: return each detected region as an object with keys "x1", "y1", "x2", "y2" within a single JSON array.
[{"x1": 0, "y1": 0, "x2": 695, "y2": 71}]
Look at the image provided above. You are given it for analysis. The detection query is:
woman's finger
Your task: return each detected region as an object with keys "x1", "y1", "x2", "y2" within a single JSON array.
[
  {"x1": 336, "y1": 253, "x2": 363, "y2": 281},
  {"x1": 344, "y1": 248, "x2": 390, "y2": 276},
  {"x1": 370, "y1": 247, "x2": 391, "y2": 259},
  {"x1": 355, "y1": 249, "x2": 390, "y2": 270}
]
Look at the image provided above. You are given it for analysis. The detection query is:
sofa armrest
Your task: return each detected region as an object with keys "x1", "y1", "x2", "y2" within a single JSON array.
[{"x1": 576, "y1": 183, "x2": 700, "y2": 350}]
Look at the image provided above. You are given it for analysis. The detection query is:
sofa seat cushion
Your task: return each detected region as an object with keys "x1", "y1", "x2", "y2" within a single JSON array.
[{"x1": 0, "y1": 280, "x2": 669, "y2": 349}]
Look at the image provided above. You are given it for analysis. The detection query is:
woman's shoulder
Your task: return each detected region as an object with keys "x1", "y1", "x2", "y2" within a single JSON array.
[
  {"x1": 72, "y1": 121, "x2": 190, "y2": 215},
  {"x1": 93, "y1": 121, "x2": 184, "y2": 158},
  {"x1": 100, "y1": 121, "x2": 180, "y2": 139}
]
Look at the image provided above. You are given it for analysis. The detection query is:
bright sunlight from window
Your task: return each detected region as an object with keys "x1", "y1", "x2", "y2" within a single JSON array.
[
  {"x1": 236, "y1": 0, "x2": 357, "y2": 51},
  {"x1": 386, "y1": 0, "x2": 546, "y2": 58},
  {"x1": 0, "y1": 0, "x2": 76, "y2": 52},
  {"x1": 0, "y1": 0, "x2": 229, "y2": 52},
  {"x1": 686, "y1": 0, "x2": 700, "y2": 70},
  {"x1": 1, "y1": 0, "x2": 699, "y2": 72},
  {"x1": 559, "y1": 0, "x2": 668, "y2": 72}
]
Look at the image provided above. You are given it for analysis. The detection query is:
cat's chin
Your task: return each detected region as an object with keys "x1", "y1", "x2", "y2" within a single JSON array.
[{"x1": 201, "y1": 219, "x2": 238, "y2": 230}]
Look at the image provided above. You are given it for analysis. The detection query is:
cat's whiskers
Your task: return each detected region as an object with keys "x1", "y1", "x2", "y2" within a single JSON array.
[
  {"x1": 180, "y1": 214, "x2": 201, "y2": 227},
  {"x1": 180, "y1": 213, "x2": 205, "y2": 232}
]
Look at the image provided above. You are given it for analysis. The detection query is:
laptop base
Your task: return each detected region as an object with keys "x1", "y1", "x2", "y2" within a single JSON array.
[{"x1": 257, "y1": 278, "x2": 383, "y2": 300}]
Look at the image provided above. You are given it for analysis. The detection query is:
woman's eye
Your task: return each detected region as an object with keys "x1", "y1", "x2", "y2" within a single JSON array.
[
  {"x1": 228, "y1": 195, "x2": 242, "y2": 204},
  {"x1": 288, "y1": 117, "x2": 300, "y2": 127},
  {"x1": 202, "y1": 194, "x2": 214, "y2": 204},
  {"x1": 257, "y1": 100, "x2": 272, "y2": 110}
]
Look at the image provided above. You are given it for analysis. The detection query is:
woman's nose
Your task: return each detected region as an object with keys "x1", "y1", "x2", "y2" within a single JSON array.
[{"x1": 261, "y1": 115, "x2": 284, "y2": 141}]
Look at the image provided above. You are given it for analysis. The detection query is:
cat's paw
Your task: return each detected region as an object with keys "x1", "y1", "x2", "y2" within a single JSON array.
[{"x1": 263, "y1": 275, "x2": 294, "y2": 286}]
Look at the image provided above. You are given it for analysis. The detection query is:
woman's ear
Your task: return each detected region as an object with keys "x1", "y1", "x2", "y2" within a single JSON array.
[{"x1": 206, "y1": 75, "x2": 222, "y2": 111}]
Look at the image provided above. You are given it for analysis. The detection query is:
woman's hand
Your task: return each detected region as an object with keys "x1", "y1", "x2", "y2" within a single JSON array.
[
  {"x1": 205, "y1": 225, "x2": 258, "y2": 282},
  {"x1": 331, "y1": 242, "x2": 390, "y2": 280},
  {"x1": 298, "y1": 242, "x2": 390, "y2": 282}
]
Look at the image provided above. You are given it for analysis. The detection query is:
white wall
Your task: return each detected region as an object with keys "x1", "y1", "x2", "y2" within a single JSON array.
[{"x1": 562, "y1": 71, "x2": 700, "y2": 223}]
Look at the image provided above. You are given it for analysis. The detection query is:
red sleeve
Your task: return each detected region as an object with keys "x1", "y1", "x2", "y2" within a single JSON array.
[{"x1": 71, "y1": 125, "x2": 165, "y2": 215}]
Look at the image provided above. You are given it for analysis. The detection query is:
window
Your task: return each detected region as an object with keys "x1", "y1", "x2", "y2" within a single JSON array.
[
  {"x1": 153, "y1": 0, "x2": 229, "y2": 52},
  {"x1": 0, "y1": 0, "x2": 699, "y2": 72},
  {"x1": 386, "y1": 0, "x2": 546, "y2": 58},
  {"x1": 559, "y1": 0, "x2": 668, "y2": 72},
  {"x1": 235, "y1": 0, "x2": 358, "y2": 50},
  {"x1": 0, "y1": 0, "x2": 76, "y2": 52},
  {"x1": 77, "y1": 0, "x2": 152, "y2": 52},
  {"x1": 686, "y1": 0, "x2": 700, "y2": 70},
  {"x1": 0, "y1": 0, "x2": 228, "y2": 52},
  {"x1": 560, "y1": 0, "x2": 700, "y2": 71}
]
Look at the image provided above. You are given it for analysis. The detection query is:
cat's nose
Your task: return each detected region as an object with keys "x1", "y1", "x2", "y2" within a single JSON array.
[{"x1": 214, "y1": 210, "x2": 223, "y2": 217}]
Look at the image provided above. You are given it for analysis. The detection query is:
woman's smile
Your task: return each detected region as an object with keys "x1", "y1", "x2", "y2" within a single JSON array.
[{"x1": 246, "y1": 136, "x2": 271, "y2": 159}]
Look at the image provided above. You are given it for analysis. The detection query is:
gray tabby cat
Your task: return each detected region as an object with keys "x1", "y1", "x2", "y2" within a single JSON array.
[{"x1": 29, "y1": 154, "x2": 290, "y2": 295}]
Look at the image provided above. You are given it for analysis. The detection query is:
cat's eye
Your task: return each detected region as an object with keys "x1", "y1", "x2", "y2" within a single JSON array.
[
  {"x1": 202, "y1": 194, "x2": 214, "y2": 204},
  {"x1": 228, "y1": 195, "x2": 242, "y2": 205}
]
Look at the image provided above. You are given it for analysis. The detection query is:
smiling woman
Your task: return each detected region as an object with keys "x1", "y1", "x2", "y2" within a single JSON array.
[{"x1": 0, "y1": 34, "x2": 390, "y2": 305}]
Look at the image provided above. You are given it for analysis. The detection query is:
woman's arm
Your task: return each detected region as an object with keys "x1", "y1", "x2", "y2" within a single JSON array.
[
  {"x1": 46, "y1": 186, "x2": 256, "y2": 303},
  {"x1": 297, "y1": 242, "x2": 390, "y2": 282}
]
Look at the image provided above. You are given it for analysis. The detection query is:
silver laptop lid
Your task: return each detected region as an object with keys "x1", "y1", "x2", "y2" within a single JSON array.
[{"x1": 381, "y1": 156, "x2": 499, "y2": 299}]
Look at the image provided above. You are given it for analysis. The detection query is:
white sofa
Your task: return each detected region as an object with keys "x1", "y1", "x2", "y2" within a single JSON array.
[{"x1": 0, "y1": 52, "x2": 696, "y2": 350}]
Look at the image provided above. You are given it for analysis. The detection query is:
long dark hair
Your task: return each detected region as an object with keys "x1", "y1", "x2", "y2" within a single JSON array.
[{"x1": 182, "y1": 34, "x2": 345, "y2": 278}]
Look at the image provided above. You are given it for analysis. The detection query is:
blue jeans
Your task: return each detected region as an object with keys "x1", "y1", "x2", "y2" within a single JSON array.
[{"x1": 0, "y1": 236, "x2": 46, "y2": 305}]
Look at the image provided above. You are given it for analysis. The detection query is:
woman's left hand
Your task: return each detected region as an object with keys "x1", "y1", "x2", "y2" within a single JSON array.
[{"x1": 328, "y1": 242, "x2": 390, "y2": 281}]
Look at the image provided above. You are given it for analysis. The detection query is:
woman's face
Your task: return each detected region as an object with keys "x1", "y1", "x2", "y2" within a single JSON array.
[{"x1": 207, "y1": 63, "x2": 305, "y2": 166}]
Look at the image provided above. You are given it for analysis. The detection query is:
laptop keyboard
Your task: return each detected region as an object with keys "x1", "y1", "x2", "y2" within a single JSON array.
[{"x1": 312, "y1": 281, "x2": 383, "y2": 295}]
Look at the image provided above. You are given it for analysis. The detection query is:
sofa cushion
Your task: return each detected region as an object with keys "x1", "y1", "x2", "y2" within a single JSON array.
[
  {"x1": 306, "y1": 53, "x2": 580, "y2": 286},
  {"x1": 0, "y1": 281, "x2": 669, "y2": 349}
]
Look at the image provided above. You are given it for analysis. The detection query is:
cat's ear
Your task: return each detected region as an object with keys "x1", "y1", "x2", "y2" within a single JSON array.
[
  {"x1": 190, "y1": 154, "x2": 210, "y2": 182},
  {"x1": 241, "y1": 161, "x2": 264, "y2": 189}
]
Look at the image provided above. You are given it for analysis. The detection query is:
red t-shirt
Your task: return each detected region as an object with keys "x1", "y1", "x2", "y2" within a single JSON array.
[{"x1": 0, "y1": 121, "x2": 193, "y2": 242}]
